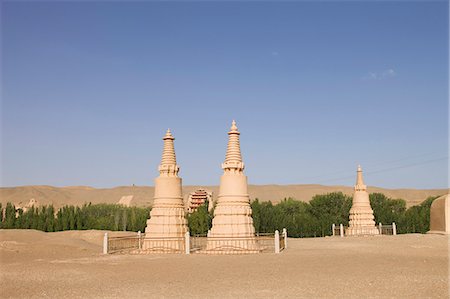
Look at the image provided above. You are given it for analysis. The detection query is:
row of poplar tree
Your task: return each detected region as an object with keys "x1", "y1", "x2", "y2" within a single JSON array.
[
  {"x1": 0, "y1": 192, "x2": 440, "y2": 237},
  {"x1": 249, "y1": 192, "x2": 437, "y2": 237},
  {"x1": 187, "y1": 192, "x2": 439, "y2": 237},
  {"x1": 0, "y1": 202, "x2": 150, "y2": 233}
]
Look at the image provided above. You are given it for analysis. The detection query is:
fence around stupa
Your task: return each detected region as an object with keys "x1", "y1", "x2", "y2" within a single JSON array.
[
  {"x1": 331, "y1": 222, "x2": 397, "y2": 237},
  {"x1": 105, "y1": 232, "x2": 141, "y2": 254},
  {"x1": 378, "y1": 223, "x2": 396, "y2": 235},
  {"x1": 103, "y1": 229, "x2": 287, "y2": 255}
]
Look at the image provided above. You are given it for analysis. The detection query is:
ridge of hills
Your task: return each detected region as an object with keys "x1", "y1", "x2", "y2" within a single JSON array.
[{"x1": 0, "y1": 184, "x2": 448, "y2": 209}]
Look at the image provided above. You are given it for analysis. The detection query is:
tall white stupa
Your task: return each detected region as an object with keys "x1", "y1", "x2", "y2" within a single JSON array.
[
  {"x1": 346, "y1": 165, "x2": 379, "y2": 236},
  {"x1": 206, "y1": 121, "x2": 260, "y2": 253},
  {"x1": 143, "y1": 129, "x2": 188, "y2": 250}
]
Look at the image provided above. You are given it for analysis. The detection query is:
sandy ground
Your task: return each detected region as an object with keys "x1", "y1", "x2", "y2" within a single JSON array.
[{"x1": 1, "y1": 230, "x2": 448, "y2": 298}]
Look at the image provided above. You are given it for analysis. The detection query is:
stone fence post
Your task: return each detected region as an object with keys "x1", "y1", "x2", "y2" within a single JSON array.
[
  {"x1": 339, "y1": 224, "x2": 344, "y2": 237},
  {"x1": 137, "y1": 231, "x2": 142, "y2": 250},
  {"x1": 275, "y1": 230, "x2": 280, "y2": 254},
  {"x1": 332, "y1": 223, "x2": 336, "y2": 236},
  {"x1": 392, "y1": 222, "x2": 397, "y2": 236},
  {"x1": 185, "y1": 231, "x2": 190, "y2": 255},
  {"x1": 283, "y1": 228, "x2": 287, "y2": 249},
  {"x1": 379, "y1": 222, "x2": 382, "y2": 234},
  {"x1": 103, "y1": 232, "x2": 108, "y2": 254}
]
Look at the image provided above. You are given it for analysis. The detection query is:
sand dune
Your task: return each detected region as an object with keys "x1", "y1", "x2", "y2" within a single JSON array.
[
  {"x1": 0, "y1": 229, "x2": 448, "y2": 298},
  {"x1": 0, "y1": 184, "x2": 447, "y2": 209}
]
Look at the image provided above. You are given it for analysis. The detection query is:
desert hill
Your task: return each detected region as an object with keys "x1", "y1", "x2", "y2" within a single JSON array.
[{"x1": 0, "y1": 184, "x2": 447, "y2": 209}]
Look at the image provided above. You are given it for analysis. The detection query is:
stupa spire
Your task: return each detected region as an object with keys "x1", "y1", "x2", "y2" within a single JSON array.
[
  {"x1": 355, "y1": 165, "x2": 366, "y2": 191},
  {"x1": 222, "y1": 120, "x2": 244, "y2": 172},
  {"x1": 159, "y1": 129, "x2": 179, "y2": 177}
]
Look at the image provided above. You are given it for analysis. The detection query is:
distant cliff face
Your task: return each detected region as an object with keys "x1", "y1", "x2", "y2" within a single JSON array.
[{"x1": 0, "y1": 184, "x2": 448, "y2": 209}]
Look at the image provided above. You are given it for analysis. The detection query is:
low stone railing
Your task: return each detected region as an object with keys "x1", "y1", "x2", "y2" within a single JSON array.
[
  {"x1": 103, "y1": 232, "x2": 185, "y2": 254},
  {"x1": 104, "y1": 232, "x2": 142, "y2": 254},
  {"x1": 378, "y1": 223, "x2": 397, "y2": 235},
  {"x1": 331, "y1": 222, "x2": 397, "y2": 237},
  {"x1": 188, "y1": 229, "x2": 286, "y2": 254},
  {"x1": 332, "y1": 224, "x2": 345, "y2": 237},
  {"x1": 103, "y1": 229, "x2": 288, "y2": 255}
]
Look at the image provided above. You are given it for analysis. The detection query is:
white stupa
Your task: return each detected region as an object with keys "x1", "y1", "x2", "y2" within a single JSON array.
[
  {"x1": 143, "y1": 129, "x2": 188, "y2": 251},
  {"x1": 206, "y1": 121, "x2": 260, "y2": 253},
  {"x1": 346, "y1": 165, "x2": 379, "y2": 236}
]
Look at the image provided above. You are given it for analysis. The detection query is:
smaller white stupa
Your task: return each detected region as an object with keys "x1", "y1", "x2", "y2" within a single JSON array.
[{"x1": 346, "y1": 165, "x2": 379, "y2": 236}]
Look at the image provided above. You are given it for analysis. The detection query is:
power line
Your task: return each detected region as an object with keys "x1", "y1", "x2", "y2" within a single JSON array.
[
  {"x1": 297, "y1": 150, "x2": 445, "y2": 182},
  {"x1": 314, "y1": 156, "x2": 448, "y2": 184}
]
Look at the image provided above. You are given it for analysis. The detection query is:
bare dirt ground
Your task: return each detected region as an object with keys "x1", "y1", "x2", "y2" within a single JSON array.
[{"x1": 1, "y1": 229, "x2": 448, "y2": 298}]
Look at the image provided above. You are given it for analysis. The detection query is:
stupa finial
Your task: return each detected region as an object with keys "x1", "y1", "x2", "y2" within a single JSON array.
[
  {"x1": 163, "y1": 128, "x2": 174, "y2": 140},
  {"x1": 355, "y1": 164, "x2": 366, "y2": 191},
  {"x1": 230, "y1": 120, "x2": 238, "y2": 132},
  {"x1": 159, "y1": 128, "x2": 179, "y2": 176},
  {"x1": 223, "y1": 120, "x2": 244, "y2": 171}
]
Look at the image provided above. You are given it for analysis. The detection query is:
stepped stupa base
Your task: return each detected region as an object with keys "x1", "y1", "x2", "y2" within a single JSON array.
[
  {"x1": 141, "y1": 238, "x2": 185, "y2": 253},
  {"x1": 198, "y1": 250, "x2": 262, "y2": 255},
  {"x1": 346, "y1": 226, "x2": 380, "y2": 236},
  {"x1": 201, "y1": 236, "x2": 262, "y2": 254},
  {"x1": 143, "y1": 207, "x2": 188, "y2": 238}
]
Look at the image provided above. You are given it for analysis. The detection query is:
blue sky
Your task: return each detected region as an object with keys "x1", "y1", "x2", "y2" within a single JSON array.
[{"x1": 1, "y1": 1, "x2": 448, "y2": 189}]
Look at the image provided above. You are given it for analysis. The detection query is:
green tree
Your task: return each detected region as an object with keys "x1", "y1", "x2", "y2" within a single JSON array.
[
  {"x1": 121, "y1": 208, "x2": 128, "y2": 231},
  {"x1": 250, "y1": 199, "x2": 262, "y2": 233},
  {"x1": 369, "y1": 193, "x2": 406, "y2": 227},
  {"x1": 276, "y1": 198, "x2": 308, "y2": 237},
  {"x1": 37, "y1": 206, "x2": 47, "y2": 231},
  {"x1": 258, "y1": 201, "x2": 276, "y2": 233},
  {"x1": 55, "y1": 209, "x2": 63, "y2": 231},
  {"x1": 75, "y1": 207, "x2": 83, "y2": 230},
  {"x1": 15, "y1": 208, "x2": 24, "y2": 229},
  {"x1": 60, "y1": 206, "x2": 69, "y2": 230},
  {"x1": 68, "y1": 206, "x2": 76, "y2": 230},
  {"x1": 187, "y1": 202, "x2": 212, "y2": 235},
  {"x1": 129, "y1": 208, "x2": 138, "y2": 232},
  {"x1": 46, "y1": 205, "x2": 55, "y2": 232},
  {"x1": 4, "y1": 202, "x2": 16, "y2": 229},
  {"x1": 309, "y1": 192, "x2": 352, "y2": 236},
  {"x1": 403, "y1": 196, "x2": 439, "y2": 233},
  {"x1": 29, "y1": 206, "x2": 39, "y2": 229}
]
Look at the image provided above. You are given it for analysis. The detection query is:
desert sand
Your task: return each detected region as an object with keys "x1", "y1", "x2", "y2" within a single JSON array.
[
  {"x1": 1, "y1": 229, "x2": 448, "y2": 298},
  {"x1": 1, "y1": 185, "x2": 448, "y2": 209}
]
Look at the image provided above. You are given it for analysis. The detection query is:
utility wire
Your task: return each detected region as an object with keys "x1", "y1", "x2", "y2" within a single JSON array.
[
  {"x1": 314, "y1": 156, "x2": 448, "y2": 184},
  {"x1": 298, "y1": 150, "x2": 445, "y2": 182}
]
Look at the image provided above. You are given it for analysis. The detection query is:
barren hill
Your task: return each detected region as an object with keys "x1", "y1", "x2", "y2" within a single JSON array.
[{"x1": 0, "y1": 185, "x2": 447, "y2": 209}]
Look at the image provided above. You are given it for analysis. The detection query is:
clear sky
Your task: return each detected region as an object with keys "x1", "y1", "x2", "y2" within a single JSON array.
[{"x1": 1, "y1": 0, "x2": 448, "y2": 189}]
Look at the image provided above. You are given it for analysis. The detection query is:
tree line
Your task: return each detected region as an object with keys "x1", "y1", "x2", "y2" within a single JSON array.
[
  {"x1": 0, "y1": 192, "x2": 440, "y2": 237},
  {"x1": 189, "y1": 192, "x2": 440, "y2": 237},
  {"x1": 0, "y1": 202, "x2": 150, "y2": 232}
]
